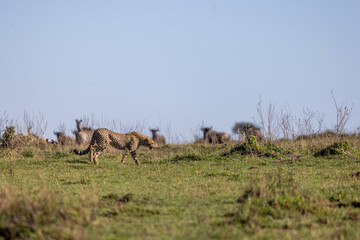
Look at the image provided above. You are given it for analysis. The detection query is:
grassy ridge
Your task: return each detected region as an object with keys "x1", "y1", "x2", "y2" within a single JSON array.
[{"x1": 0, "y1": 140, "x2": 360, "y2": 239}]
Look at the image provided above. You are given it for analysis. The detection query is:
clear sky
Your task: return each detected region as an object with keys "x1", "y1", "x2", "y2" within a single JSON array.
[{"x1": 1, "y1": 1, "x2": 359, "y2": 142}]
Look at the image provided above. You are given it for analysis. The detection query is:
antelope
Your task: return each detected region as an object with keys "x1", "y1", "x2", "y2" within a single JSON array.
[
  {"x1": 54, "y1": 131, "x2": 75, "y2": 146},
  {"x1": 149, "y1": 128, "x2": 166, "y2": 146},
  {"x1": 201, "y1": 126, "x2": 230, "y2": 144},
  {"x1": 73, "y1": 119, "x2": 94, "y2": 145}
]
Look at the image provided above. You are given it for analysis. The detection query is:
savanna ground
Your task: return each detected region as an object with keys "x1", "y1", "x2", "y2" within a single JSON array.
[{"x1": 0, "y1": 137, "x2": 360, "y2": 240}]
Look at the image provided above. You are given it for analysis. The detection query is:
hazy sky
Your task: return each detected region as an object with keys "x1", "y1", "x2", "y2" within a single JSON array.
[{"x1": 1, "y1": 1, "x2": 359, "y2": 141}]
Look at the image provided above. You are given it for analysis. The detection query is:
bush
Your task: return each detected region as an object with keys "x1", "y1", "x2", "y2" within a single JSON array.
[
  {"x1": 227, "y1": 136, "x2": 261, "y2": 156},
  {"x1": 1, "y1": 126, "x2": 16, "y2": 149},
  {"x1": 314, "y1": 140, "x2": 359, "y2": 157}
]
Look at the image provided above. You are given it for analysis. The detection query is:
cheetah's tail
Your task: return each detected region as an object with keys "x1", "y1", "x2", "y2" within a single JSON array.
[{"x1": 73, "y1": 145, "x2": 91, "y2": 155}]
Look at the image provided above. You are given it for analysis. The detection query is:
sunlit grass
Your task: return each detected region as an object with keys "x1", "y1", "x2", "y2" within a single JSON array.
[{"x1": 0, "y1": 141, "x2": 359, "y2": 239}]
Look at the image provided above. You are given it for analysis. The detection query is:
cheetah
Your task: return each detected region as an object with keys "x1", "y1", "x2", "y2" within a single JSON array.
[{"x1": 73, "y1": 128, "x2": 155, "y2": 165}]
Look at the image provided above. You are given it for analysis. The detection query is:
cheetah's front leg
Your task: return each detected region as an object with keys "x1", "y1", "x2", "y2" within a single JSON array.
[{"x1": 130, "y1": 151, "x2": 140, "y2": 165}]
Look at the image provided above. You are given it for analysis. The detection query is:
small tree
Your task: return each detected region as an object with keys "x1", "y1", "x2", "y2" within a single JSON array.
[
  {"x1": 232, "y1": 122, "x2": 261, "y2": 141},
  {"x1": 254, "y1": 96, "x2": 279, "y2": 141},
  {"x1": 21, "y1": 110, "x2": 47, "y2": 137},
  {"x1": 296, "y1": 108, "x2": 324, "y2": 137},
  {"x1": 0, "y1": 111, "x2": 9, "y2": 137},
  {"x1": 331, "y1": 91, "x2": 353, "y2": 136},
  {"x1": 1, "y1": 126, "x2": 16, "y2": 148},
  {"x1": 278, "y1": 105, "x2": 297, "y2": 139}
]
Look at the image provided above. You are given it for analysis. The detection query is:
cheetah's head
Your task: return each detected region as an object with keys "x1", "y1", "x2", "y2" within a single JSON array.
[{"x1": 143, "y1": 137, "x2": 155, "y2": 150}]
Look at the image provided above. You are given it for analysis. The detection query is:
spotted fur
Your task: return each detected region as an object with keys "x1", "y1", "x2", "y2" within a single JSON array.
[{"x1": 73, "y1": 128, "x2": 155, "y2": 165}]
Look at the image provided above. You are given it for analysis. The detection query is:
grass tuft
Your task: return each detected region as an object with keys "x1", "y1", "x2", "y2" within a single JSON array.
[
  {"x1": 224, "y1": 136, "x2": 295, "y2": 158},
  {"x1": 21, "y1": 148, "x2": 36, "y2": 158},
  {"x1": 0, "y1": 189, "x2": 97, "y2": 240},
  {"x1": 102, "y1": 193, "x2": 133, "y2": 203}
]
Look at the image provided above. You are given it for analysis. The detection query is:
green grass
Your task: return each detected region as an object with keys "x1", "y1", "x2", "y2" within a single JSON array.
[{"x1": 0, "y1": 142, "x2": 360, "y2": 240}]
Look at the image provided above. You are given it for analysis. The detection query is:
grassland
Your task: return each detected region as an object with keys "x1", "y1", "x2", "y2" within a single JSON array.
[{"x1": 0, "y1": 138, "x2": 360, "y2": 240}]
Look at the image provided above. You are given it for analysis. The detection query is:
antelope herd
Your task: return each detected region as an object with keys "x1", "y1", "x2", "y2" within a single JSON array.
[{"x1": 1, "y1": 119, "x2": 265, "y2": 148}]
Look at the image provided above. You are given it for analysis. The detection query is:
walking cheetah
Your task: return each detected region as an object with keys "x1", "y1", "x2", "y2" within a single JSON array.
[{"x1": 73, "y1": 128, "x2": 155, "y2": 165}]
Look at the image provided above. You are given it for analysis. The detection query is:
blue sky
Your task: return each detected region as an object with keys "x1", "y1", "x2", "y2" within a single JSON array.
[{"x1": 1, "y1": 1, "x2": 359, "y2": 141}]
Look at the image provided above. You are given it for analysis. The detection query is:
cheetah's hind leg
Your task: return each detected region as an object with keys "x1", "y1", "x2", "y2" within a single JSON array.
[
  {"x1": 93, "y1": 151, "x2": 100, "y2": 165},
  {"x1": 93, "y1": 145, "x2": 106, "y2": 165},
  {"x1": 120, "y1": 149, "x2": 130, "y2": 165},
  {"x1": 90, "y1": 144, "x2": 101, "y2": 164},
  {"x1": 90, "y1": 145, "x2": 95, "y2": 163}
]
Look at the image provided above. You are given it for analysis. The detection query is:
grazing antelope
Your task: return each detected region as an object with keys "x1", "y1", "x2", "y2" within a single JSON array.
[
  {"x1": 201, "y1": 126, "x2": 230, "y2": 144},
  {"x1": 149, "y1": 128, "x2": 166, "y2": 146},
  {"x1": 54, "y1": 131, "x2": 75, "y2": 146},
  {"x1": 73, "y1": 119, "x2": 94, "y2": 145}
]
